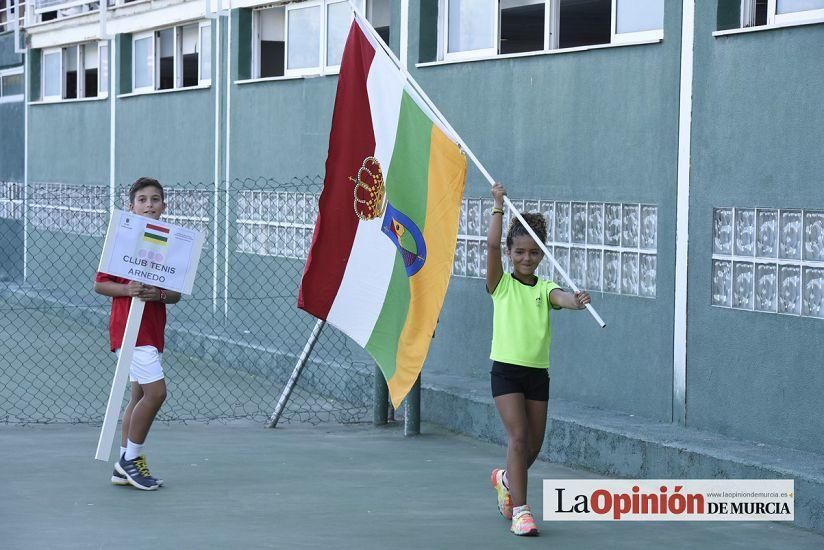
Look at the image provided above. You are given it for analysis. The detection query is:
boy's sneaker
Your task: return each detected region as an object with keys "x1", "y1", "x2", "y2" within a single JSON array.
[
  {"x1": 111, "y1": 468, "x2": 129, "y2": 486},
  {"x1": 111, "y1": 466, "x2": 164, "y2": 487},
  {"x1": 490, "y1": 468, "x2": 513, "y2": 520},
  {"x1": 511, "y1": 505, "x2": 539, "y2": 536},
  {"x1": 116, "y1": 455, "x2": 160, "y2": 491}
]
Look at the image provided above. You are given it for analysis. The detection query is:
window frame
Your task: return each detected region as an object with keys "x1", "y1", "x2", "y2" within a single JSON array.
[
  {"x1": 252, "y1": 4, "x2": 287, "y2": 79},
  {"x1": 443, "y1": 0, "x2": 499, "y2": 62},
  {"x1": 42, "y1": 47, "x2": 63, "y2": 102},
  {"x1": 610, "y1": 0, "x2": 665, "y2": 44},
  {"x1": 198, "y1": 21, "x2": 212, "y2": 86},
  {"x1": 156, "y1": 26, "x2": 178, "y2": 91},
  {"x1": 284, "y1": 0, "x2": 324, "y2": 77},
  {"x1": 132, "y1": 31, "x2": 156, "y2": 93},
  {"x1": 250, "y1": 0, "x2": 371, "y2": 81},
  {"x1": 437, "y1": 0, "x2": 664, "y2": 62},
  {"x1": 324, "y1": 0, "x2": 356, "y2": 72},
  {"x1": 769, "y1": 0, "x2": 824, "y2": 25},
  {"x1": 0, "y1": 66, "x2": 25, "y2": 103},
  {"x1": 98, "y1": 41, "x2": 109, "y2": 97}
]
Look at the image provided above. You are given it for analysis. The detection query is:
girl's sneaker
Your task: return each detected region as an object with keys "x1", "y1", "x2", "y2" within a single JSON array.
[
  {"x1": 511, "y1": 505, "x2": 539, "y2": 536},
  {"x1": 490, "y1": 468, "x2": 513, "y2": 520}
]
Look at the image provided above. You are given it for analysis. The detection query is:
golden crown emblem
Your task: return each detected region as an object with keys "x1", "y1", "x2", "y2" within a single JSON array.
[{"x1": 351, "y1": 156, "x2": 387, "y2": 221}]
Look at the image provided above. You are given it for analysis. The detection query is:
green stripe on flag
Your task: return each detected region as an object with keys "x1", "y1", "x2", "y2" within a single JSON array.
[
  {"x1": 384, "y1": 92, "x2": 432, "y2": 229},
  {"x1": 365, "y1": 92, "x2": 434, "y2": 380},
  {"x1": 365, "y1": 254, "x2": 411, "y2": 379}
]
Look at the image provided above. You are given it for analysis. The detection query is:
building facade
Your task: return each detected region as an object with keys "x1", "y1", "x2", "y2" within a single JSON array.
[{"x1": 2, "y1": 0, "x2": 824, "y2": 456}]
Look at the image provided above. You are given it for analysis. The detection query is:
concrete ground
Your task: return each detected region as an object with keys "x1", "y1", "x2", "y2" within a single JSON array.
[{"x1": 2, "y1": 422, "x2": 823, "y2": 550}]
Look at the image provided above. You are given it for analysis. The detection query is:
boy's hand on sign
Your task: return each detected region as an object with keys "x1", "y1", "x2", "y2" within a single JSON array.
[
  {"x1": 137, "y1": 285, "x2": 160, "y2": 302},
  {"x1": 126, "y1": 281, "x2": 143, "y2": 297},
  {"x1": 573, "y1": 290, "x2": 591, "y2": 310}
]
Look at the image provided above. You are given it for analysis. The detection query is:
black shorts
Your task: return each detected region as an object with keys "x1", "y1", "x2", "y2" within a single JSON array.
[{"x1": 490, "y1": 361, "x2": 550, "y2": 401}]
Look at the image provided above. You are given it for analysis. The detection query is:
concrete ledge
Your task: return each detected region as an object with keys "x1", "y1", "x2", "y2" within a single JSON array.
[{"x1": 420, "y1": 370, "x2": 824, "y2": 535}]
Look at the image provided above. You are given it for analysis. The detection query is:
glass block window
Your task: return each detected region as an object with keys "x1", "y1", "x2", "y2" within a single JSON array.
[
  {"x1": 454, "y1": 198, "x2": 657, "y2": 298},
  {"x1": 236, "y1": 191, "x2": 319, "y2": 260},
  {"x1": 712, "y1": 206, "x2": 824, "y2": 319},
  {"x1": 30, "y1": 183, "x2": 110, "y2": 236},
  {"x1": 0, "y1": 182, "x2": 24, "y2": 220}
]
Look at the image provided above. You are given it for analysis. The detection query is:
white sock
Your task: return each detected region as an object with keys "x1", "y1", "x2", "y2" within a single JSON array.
[
  {"x1": 125, "y1": 439, "x2": 143, "y2": 461},
  {"x1": 120, "y1": 446, "x2": 127, "y2": 459}
]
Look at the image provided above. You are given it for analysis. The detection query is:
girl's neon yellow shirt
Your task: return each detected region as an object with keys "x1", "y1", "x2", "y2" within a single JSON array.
[{"x1": 489, "y1": 273, "x2": 561, "y2": 370}]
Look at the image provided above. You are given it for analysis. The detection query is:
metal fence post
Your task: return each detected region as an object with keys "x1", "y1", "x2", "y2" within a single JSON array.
[
  {"x1": 404, "y1": 374, "x2": 421, "y2": 436},
  {"x1": 373, "y1": 364, "x2": 388, "y2": 425}
]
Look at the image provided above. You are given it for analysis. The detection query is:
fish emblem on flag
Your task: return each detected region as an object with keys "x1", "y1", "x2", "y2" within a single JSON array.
[{"x1": 351, "y1": 157, "x2": 426, "y2": 277}]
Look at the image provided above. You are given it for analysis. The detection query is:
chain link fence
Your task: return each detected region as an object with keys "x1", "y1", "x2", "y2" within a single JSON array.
[{"x1": 0, "y1": 177, "x2": 374, "y2": 425}]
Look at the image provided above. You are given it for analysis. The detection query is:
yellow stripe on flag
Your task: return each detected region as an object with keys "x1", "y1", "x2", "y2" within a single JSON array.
[{"x1": 388, "y1": 126, "x2": 467, "y2": 407}]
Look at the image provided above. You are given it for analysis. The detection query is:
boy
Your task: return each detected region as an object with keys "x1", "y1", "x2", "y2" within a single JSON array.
[{"x1": 94, "y1": 177, "x2": 181, "y2": 491}]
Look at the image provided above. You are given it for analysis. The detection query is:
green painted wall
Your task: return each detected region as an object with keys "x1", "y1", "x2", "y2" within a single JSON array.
[
  {"x1": 0, "y1": 101, "x2": 23, "y2": 180},
  {"x1": 28, "y1": 100, "x2": 110, "y2": 185},
  {"x1": 687, "y1": 4, "x2": 824, "y2": 453},
  {"x1": 0, "y1": 33, "x2": 23, "y2": 181}
]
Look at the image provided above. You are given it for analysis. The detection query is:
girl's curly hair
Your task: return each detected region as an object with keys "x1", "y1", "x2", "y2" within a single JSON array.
[{"x1": 506, "y1": 212, "x2": 547, "y2": 249}]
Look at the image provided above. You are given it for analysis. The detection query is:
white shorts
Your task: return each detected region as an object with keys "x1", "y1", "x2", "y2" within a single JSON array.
[{"x1": 115, "y1": 345, "x2": 164, "y2": 385}]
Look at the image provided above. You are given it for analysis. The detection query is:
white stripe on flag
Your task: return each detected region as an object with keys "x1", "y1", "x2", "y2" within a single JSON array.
[
  {"x1": 327, "y1": 218, "x2": 397, "y2": 346},
  {"x1": 326, "y1": 48, "x2": 406, "y2": 346}
]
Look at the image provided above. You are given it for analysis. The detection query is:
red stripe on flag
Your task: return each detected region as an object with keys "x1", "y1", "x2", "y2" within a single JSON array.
[
  {"x1": 146, "y1": 223, "x2": 170, "y2": 233},
  {"x1": 298, "y1": 21, "x2": 377, "y2": 319}
]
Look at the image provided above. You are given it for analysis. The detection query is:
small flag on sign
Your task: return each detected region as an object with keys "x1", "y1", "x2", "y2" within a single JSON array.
[{"x1": 144, "y1": 223, "x2": 170, "y2": 246}]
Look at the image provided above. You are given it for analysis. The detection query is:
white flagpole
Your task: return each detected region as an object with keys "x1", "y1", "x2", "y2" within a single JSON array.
[
  {"x1": 345, "y1": 2, "x2": 605, "y2": 328},
  {"x1": 95, "y1": 298, "x2": 145, "y2": 461}
]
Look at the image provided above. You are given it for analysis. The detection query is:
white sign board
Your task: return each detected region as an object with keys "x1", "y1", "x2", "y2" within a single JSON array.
[{"x1": 98, "y1": 210, "x2": 204, "y2": 294}]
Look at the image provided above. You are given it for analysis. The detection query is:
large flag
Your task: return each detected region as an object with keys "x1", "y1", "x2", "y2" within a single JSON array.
[{"x1": 298, "y1": 14, "x2": 467, "y2": 407}]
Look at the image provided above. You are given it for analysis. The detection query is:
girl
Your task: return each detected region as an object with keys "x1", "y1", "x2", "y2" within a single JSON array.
[{"x1": 486, "y1": 183, "x2": 590, "y2": 536}]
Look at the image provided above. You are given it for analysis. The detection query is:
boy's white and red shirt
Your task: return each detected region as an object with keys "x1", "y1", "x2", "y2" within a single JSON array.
[{"x1": 95, "y1": 272, "x2": 167, "y2": 352}]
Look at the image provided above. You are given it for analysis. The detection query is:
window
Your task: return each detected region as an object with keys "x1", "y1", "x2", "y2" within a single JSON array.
[
  {"x1": 133, "y1": 32, "x2": 154, "y2": 91},
  {"x1": 157, "y1": 28, "x2": 174, "y2": 90},
  {"x1": 776, "y1": 0, "x2": 824, "y2": 22},
  {"x1": 199, "y1": 22, "x2": 211, "y2": 84},
  {"x1": 63, "y1": 45, "x2": 79, "y2": 99},
  {"x1": 434, "y1": 0, "x2": 663, "y2": 62},
  {"x1": 99, "y1": 43, "x2": 109, "y2": 95},
  {"x1": 0, "y1": 67, "x2": 24, "y2": 102},
  {"x1": 501, "y1": 0, "x2": 546, "y2": 55},
  {"x1": 254, "y1": 6, "x2": 286, "y2": 78},
  {"x1": 43, "y1": 48, "x2": 62, "y2": 101},
  {"x1": 367, "y1": 0, "x2": 390, "y2": 43},
  {"x1": 132, "y1": 22, "x2": 212, "y2": 93},
  {"x1": 40, "y1": 42, "x2": 109, "y2": 102},
  {"x1": 286, "y1": 2, "x2": 322, "y2": 75},
  {"x1": 727, "y1": 0, "x2": 824, "y2": 29},
  {"x1": 251, "y1": 0, "x2": 387, "y2": 79}
]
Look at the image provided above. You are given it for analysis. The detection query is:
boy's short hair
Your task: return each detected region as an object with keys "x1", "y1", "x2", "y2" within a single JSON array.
[{"x1": 129, "y1": 177, "x2": 164, "y2": 205}]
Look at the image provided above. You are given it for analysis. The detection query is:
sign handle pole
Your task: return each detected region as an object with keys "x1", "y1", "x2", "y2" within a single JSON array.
[{"x1": 95, "y1": 298, "x2": 146, "y2": 461}]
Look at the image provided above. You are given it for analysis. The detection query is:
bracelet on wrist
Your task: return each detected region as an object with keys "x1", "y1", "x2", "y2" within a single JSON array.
[{"x1": 490, "y1": 207, "x2": 504, "y2": 215}]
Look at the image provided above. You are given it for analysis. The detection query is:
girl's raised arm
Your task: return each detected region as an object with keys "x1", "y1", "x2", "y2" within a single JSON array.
[{"x1": 486, "y1": 183, "x2": 506, "y2": 293}]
